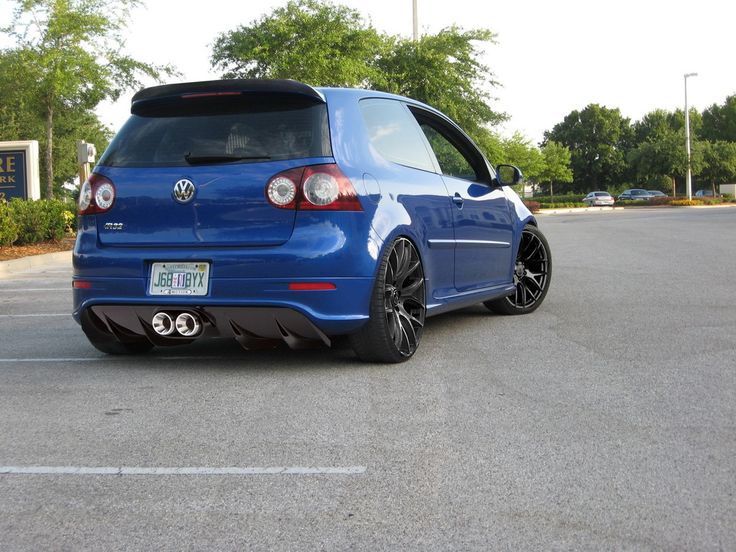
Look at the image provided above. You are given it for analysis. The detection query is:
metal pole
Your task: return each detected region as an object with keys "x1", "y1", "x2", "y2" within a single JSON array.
[
  {"x1": 412, "y1": 0, "x2": 418, "y2": 41},
  {"x1": 684, "y1": 72, "x2": 697, "y2": 201}
]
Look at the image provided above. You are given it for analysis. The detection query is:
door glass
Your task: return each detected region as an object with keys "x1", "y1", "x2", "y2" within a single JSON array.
[{"x1": 419, "y1": 123, "x2": 478, "y2": 181}]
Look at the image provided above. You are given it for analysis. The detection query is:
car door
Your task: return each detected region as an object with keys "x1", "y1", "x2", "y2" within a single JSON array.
[{"x1": 409, "y1": 107, "x2": 514, "y2": 291}]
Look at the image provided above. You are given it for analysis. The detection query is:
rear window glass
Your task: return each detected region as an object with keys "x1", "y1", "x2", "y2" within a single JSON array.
[
  {"x1": 99, "y1": 95, "x2": 331, "y2": 167},
  {"x1": 359, "y1": 98, "x2": 435, "y2": 172}
]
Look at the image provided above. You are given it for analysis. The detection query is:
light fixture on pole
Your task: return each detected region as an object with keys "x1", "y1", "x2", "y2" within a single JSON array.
[{"x1": 684, "y1": 72, "x2": 698, "y2": 201}]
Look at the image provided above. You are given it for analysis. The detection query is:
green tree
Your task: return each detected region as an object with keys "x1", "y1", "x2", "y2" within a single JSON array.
[
  {"x1": 701, "y1": 95, "x2": 736, "y2": 142},
  {"x1": 211, "y1": 0, "x2": 387, "y2": 87},
  {"x1": 627, "y1": 108, "x2": 704, "y2": 195},
  {"x1": 375, "y1": 27, "x2": 505, "y2": 136},
  {"x1": 544, "y1": 104, "x2": 633, "y2": 192},
  {"x1": 211, "y1": 1, "x2": 506, "y2": 147},
  {"x1": 538, "y1": 141, "x2": 573, "y2": 198},
  {"x1": 698, "y1": 140, "x2": 736, "y2": 195},
  {"x1": 3, "y1": 0, "x2": 173, "y2": 198},
  {"x1": 500, "y1": 133, "x2": 542, "y2": 194}
]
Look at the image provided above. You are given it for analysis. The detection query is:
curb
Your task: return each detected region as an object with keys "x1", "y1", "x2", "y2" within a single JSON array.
[
  {"x1": 536, "y1": 207, "x2": 624, "y2": 215},
  {"x1": 0, "y1": 250, "x2": 72, "y2": 277},
  {"x1": 536, "y1": 204, "x2": 736, "y2": 215}
]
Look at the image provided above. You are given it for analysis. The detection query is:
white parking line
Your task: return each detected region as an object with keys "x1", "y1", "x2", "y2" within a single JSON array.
[
  {"x1": 0, "y1": 314, "x2": 69, "y2": 318},
  {"x1": 0, "y1": 466, "x2": 366, "y2": 475},
  {"x1": 0, "y1": 288, "x2": 70, "y2": 292},
  {"x1": 0, "y1": 356, "x2": 233, "y2": 363}
]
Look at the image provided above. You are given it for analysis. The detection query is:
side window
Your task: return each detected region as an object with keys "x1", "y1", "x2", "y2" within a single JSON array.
[
  {"x1": 419, "y1": 123, "x2": 476, "y2": 181},
  {"x1": 359, "y1": 99, "x2": 435, "y2": 172}
]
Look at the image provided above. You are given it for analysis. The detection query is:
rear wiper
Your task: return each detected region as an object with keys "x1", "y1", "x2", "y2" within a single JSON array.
[{"x1": 184, "y1": 153, "x2": 271, "y2": 165}]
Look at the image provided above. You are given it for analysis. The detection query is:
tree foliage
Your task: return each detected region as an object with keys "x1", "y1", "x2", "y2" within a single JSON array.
[
  {"x1": 538, "y1": 141, "x2": 573, "y2": 196},
  {"x1": 699, "y1": 140, "x2": 736, "y2": 193},
  {"x1": 501, "y1": 133, "x2": 543, "y2": 182},
  {"x1": 544, "y1": 104, "x2": 633, "y2": 192},
  {"x1": 2, "y1": 0, "x2": 174, "y2": 197},
  {"x1": 701, "y1": 95, "x2": 736, "y2": 142},
  {"x1": 211, "y1": 0, "x2": 505, "y2": 153},
  {"x1": 211, "y1": 0, "x2": 386, "y2": 87},
  {"x1": 375, "y1": 27, "x2": 505, "y2": 135}
]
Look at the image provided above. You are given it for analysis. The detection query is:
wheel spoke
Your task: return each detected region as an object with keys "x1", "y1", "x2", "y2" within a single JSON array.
[
  {"x1": 398, "y1": 305, "x2": 424, "y2": 329},
  {"x1": 401, "y1": 277, "x2": 423, "y2": 296}
]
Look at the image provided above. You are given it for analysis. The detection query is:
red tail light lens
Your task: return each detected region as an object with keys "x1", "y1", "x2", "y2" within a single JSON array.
[
  {"x1": 265, "y1": 164, "x2": 362, "y2": 211},
  {"x1": 78, "y1": 173, "x2": 116, "y2": 215}
]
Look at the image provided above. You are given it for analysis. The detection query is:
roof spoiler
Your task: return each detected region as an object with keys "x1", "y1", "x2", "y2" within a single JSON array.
[{"x1": 131, "y1": 79, "x2": 325, "y2": 114}]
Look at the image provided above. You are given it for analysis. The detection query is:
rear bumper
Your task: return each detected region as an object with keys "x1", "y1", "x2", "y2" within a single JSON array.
[
  {"x1": 73, "y1": 276, "x2": 373, "y2": 335},
  {"x1": 84, "y1": 304, "x2": 338, "y2": 349}
]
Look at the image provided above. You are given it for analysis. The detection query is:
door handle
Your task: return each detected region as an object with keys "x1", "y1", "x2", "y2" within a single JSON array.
[{"x1": 452, "y1": 193, "x2": 464, "y2": 207}]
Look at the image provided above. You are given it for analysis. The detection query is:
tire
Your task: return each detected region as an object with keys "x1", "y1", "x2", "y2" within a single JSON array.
[
  {"x1": 350, "y1": 237, "x2": 426, "y2": 363},
  {"x1": 80, "y1": 309, "x2": 154, "y2": 355},
  {"x1": 485, "y1": 224, "x2": 551, "y2": 315}
]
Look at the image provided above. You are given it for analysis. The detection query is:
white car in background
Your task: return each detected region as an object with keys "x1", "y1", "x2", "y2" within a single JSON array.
[{"x1": 582, "y1": 191, "x2": 615, "y2": 206}]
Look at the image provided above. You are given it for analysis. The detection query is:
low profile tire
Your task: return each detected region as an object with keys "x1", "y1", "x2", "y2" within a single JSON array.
[
  {"x1": 350, "y1": 237, "x2": 426, "y2": 363},
  {"x1": 485, "y1": 224, "x2": 551, "y2": 315},
  {"x1": 80, "y1": 309, "x2": 154, "y2": 355}
]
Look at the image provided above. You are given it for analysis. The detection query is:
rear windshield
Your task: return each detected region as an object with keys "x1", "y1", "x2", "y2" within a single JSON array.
[{"x1": 99, "y1": 95, "x2": 331, "y2": 167}]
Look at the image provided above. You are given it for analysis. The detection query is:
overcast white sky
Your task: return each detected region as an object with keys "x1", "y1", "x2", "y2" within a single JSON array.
[{"x1": 2, "y1": 0, "x2": 734, "y2": 143}]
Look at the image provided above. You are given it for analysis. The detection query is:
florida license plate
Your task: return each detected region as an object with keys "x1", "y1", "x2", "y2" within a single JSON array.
[{"x1": 149, "y1": 262, "x2": 210, "y2": 296}]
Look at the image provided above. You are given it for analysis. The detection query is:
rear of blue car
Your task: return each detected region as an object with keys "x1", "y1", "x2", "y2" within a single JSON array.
[{"x1": 73, "y1": 80, "x2": 379, "y2": 353}]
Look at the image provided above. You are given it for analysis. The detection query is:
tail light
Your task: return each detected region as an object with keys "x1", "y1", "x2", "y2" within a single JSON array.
[
  {"x1": 265, "y1": 164, "x2": 362, "y2": 211},
  {"x1": 79, "y1": 173, "x2": 116, "y2": 215}
]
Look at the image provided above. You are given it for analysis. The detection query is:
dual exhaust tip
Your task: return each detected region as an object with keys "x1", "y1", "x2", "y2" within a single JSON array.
[{"x1": 152, "y1": 312, "x2": 202, "y2": 337}]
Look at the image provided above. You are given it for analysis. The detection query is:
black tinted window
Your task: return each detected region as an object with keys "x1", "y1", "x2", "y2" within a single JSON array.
[
  {"x1": 359, "y1": 99, "x2": 434, "y2": 172},
  {"x1": 99, "y1": 96, "x2": 331, "y2": 167}
]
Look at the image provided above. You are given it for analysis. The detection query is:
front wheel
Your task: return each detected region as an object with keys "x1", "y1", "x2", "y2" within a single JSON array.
[
  {"x1": 485, "y1": 225, "x2": 551, "y2": 315},
  {"x1": 350, "y1": 237, "x2": 426, "y2": 363}
]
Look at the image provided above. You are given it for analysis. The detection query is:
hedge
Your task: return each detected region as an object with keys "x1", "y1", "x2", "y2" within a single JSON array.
[{"x1": 0, "y1": 199, "x2": 76, "y2": 246}]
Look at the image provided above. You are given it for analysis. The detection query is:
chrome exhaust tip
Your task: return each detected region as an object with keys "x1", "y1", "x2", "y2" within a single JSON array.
[
  {"x1": 152, "y1": 312, "x2": 175, "y2": 336},
  {"x1": 175, "y1": 312, "x2": 202, "y2": 337}
]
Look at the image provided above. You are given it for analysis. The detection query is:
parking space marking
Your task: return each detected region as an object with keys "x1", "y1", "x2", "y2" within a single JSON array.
[
  {"x1": 0, "y1": 314, "x2": 69, "y2": 318},
  {"x1": 0, "y1": 356, "x2": 235, "y2": 363},
  {"x1": 0, "y1": 288, "x2": 70, "y2": 292},
  {"x1": 0, "y1": 466, "x2": 366, "y2": 476}
]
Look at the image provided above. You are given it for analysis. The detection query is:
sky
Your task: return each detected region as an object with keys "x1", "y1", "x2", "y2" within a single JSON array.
[{"x1": 1, "y1": 0, "x2": 735, "y2": 144}]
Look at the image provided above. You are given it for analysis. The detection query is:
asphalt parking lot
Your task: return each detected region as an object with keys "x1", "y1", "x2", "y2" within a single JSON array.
[{"x1": 1, "y1": 207, "x2": 734, "y2": 551}]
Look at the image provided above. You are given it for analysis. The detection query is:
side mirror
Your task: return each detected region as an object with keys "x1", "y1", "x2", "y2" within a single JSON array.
[{"x1": 496, "y1": 164, "x2": 523, "y2": 187}]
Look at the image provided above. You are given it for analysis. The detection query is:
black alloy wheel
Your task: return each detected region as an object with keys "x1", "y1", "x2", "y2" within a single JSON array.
[
  {"x1": 350, "y1": 237, "x2": 426, "y2": 363},
  {"x1": 485, "y1": 225, "x2": 551, "y2": 315}
]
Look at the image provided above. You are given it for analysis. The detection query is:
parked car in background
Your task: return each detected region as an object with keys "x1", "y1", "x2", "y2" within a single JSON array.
[
  {"x1": 695, "y1": 189, "x2": 716, "y2": 197},
  {"x1": 618, "y1": 189, "x2": 653, "y2": 201},
  {"x1": 72, "y1": 79, "x2": 552, "y2": 363},
  {"x1": 582, "y1": 191, "x2": 615, "y2": 206},
  {"x1": 647, "y1": 190, "x2": 667, "y2": 198}
]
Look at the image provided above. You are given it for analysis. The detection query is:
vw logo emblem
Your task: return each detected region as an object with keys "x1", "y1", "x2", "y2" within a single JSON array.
[{"x1": 173, "y1": 179, "x2": 195, "y2": 204}]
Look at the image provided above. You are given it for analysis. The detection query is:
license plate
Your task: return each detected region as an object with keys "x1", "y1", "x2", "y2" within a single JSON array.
[{"x1": 149, "y1": 262, "x2": 210, "y2": 296}]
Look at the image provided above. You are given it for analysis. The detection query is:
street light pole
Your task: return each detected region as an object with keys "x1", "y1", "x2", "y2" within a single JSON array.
[
  {"x1": 412, "y1": 0, "x2": 418, "y2": 41},
  {"x1": 684, "y1": 72, "x2": 698, "y2": 201}
]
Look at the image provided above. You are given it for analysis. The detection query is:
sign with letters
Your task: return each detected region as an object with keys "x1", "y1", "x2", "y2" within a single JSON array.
[
  {"x1": 0, "y1": 141, "x2": 40, "y2": 201},
  {"x1": 0, "y1": 150, "x2": 27, "y2": 200}
]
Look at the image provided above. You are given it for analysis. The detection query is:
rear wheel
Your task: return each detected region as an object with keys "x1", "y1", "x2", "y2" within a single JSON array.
[
  {"x1": 80, "y1": 309, "x2": 154, "y2": 355},
  {"x1": 350, "y1": 237, "x2": 425, "y2": 363},
  {"x1": 485, "y1": 225, "x2": 551, "y2": 315}
]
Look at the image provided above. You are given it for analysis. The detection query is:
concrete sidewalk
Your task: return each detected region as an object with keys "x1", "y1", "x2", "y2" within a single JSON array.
[{"x1": 0, "y1": 250, "x2": 72, "y2": 277}]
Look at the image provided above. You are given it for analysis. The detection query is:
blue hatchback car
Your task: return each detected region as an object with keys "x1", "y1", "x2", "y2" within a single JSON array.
[{"x1": 73, "y1": 79, "x2": 551, "y2": 363}]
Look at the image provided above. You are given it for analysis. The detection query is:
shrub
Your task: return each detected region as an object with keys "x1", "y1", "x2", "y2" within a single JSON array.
[
  {"x1": 0, "y1": 200, "x2": 19, "y2": 246},
  {"x1": 670, "y1": 199, "x2": 704, "y2": 207},
  {"x1": 523, "y1": 200, "x2": 540, "y2": 213},
  {"x1": 539, "y1": 202, "x2": 587, "y2": 209},
  {"x1": 8, "y1": 199, "x2": 73, "y2": 244}
]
